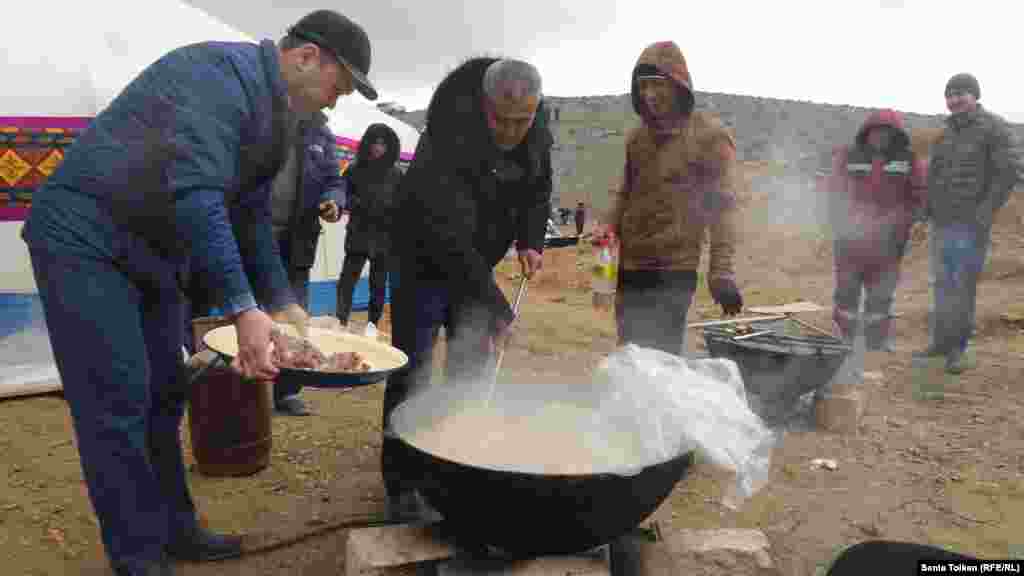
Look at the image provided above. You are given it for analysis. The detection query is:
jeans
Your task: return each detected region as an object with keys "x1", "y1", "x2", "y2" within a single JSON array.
[
  {"x1": 928, "y1": 221, "x2": 940, "y2": 344},
  {"x1": 26, "y1": 237, "x2": 196, "y2": 573},
  {"x1": 617, "y1": 270, "x2": 697, "y2": 356},
  {"x1": 381, "y1": 268, "x2": 492, "y2": 498},
  {"x1": 336, "y1": 252, "x2": 389, "y2": 325},
  {"x1": 932, "y1": 223, "x2": 990, "y2": 355}
]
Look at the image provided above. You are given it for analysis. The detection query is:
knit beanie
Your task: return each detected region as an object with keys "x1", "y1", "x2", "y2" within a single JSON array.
[{"x1": 945, "y1": 73, "x2": 980, "y2": 100}]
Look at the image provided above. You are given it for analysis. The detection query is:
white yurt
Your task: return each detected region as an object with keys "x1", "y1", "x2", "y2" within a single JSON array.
[{"x1": 0, "y1": 0, "x2": 419, "y2": 398}]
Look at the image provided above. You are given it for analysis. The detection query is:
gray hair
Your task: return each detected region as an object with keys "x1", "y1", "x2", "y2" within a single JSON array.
[{"x1": 482, "y1": 59, "x2": 543, "y2": 103}]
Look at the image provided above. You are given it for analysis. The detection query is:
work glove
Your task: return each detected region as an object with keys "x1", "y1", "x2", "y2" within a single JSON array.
[
  {"x1": 269, "y1": 302, "x2": 311, "y2": 338},
  {"x1": 709, "y1": 276, "x2": 743, "y2": 316},
  {"x1": 517, "y1": 249, "x2": 543, "y2": 279}
]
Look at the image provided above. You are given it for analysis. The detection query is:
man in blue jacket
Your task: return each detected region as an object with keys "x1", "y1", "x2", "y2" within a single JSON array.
[{"x1": 20, "y1": 10, "x2": 377, "y2": 575}]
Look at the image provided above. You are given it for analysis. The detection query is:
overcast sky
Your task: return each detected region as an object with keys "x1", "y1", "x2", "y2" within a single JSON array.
[{"x1": 186, "y1": 0, "x2": 1022, "y2": 122}]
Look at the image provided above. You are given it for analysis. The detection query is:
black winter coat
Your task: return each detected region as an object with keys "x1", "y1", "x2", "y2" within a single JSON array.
[
  {"x1": 393, "y1": 57, "x2": 554, "y2": 323},
  {"x1": 344, "y1": 123, "x2": 402, "y2": 258}
]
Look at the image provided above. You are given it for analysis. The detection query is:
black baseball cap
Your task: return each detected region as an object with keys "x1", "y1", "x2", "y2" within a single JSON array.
[{"x1": 288, "y1": 10, "x2": 377, "y2": 101}]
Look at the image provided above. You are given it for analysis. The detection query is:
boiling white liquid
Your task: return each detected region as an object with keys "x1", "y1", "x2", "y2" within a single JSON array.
[{"x1": 403, "y1": 401, "x2": 647, "y2": 475}]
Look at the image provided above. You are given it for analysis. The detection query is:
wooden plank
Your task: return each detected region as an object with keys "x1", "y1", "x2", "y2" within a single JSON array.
[
  {"x1": 747, "y1": 301, "x2": 827, "y2": 315},
  {"x1": 438, "y1": 554, "x2": 609, "y2": 576},
  {"x1": 345, "y1": 523, "x2": 455, "y2": 576},
  {"x1": 686, "y1": 314, "x2": 788, "y2": 329},
  {"x1": 786, "y1": 315, "x2": 835, "y2": 337}
]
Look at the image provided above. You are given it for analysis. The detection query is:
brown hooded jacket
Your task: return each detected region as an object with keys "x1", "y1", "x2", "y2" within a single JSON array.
[{"x1": 609, "y1": 41, "x2": 739, "y2": 280}]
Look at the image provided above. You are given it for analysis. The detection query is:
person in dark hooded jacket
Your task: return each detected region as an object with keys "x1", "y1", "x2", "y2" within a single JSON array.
[
  {"x1": 822, "y1": 110, "x2": 927, "y2": 351},
  {"x1": 381, "y1": 58, "x2": 552, "y2": 519},
  {"x1": 336, "y1": 123, "x2": 401, "y2": 327}
]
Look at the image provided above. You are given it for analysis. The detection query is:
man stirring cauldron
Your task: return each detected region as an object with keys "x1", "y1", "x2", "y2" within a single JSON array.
[
  {"x1": 20, "y1": 10, "x2": 377, "y2": 575},
  {"x1": 383, "y1": 58, "x2": 553, "y2": 520}
]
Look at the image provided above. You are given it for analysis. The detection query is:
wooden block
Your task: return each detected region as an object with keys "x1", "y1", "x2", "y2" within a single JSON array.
[
  {"x1": 747, "y1": 301, "x2": 827, "y2": 315},
  {"x1": 438, "y1": 554, "x2": 609, "y2": 576},
  {"x1": 345, "y1": 523, "x2": 455, "y2": 576},
  {"x1": 814, "y1": 390, "x2": 863, "y2": 435},
  {"x1": 665, "y1": 529, "x2": 775, "y2": 571}
]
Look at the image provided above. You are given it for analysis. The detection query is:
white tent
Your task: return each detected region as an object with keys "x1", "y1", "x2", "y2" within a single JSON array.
[{"x1": 0, "y1": 0, "x2": 418, "y2": 398}]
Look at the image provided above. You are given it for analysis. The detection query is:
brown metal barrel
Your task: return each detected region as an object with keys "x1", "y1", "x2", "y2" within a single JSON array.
[{"x1": 186, "y1": 316, "x2": 273, "y2": 477}]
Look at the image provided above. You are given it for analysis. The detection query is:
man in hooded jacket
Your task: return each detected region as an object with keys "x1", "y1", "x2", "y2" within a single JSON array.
[
  {"x1": 336, "y1": 123, "x2": 402, "y2": 329},
  {"x1": 382, "y1": 58, "x2": 552, "y2": 518},
  {"x1": 604, "y1": 41, "x2": 743, "y2": 354},
  {"x1": 822, "y1": 110, "x2": 927, "y2": 350}
]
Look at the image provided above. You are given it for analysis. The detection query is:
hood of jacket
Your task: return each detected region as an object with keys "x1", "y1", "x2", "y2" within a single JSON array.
[
  {"x1": 423, "y1": 56, "x2": 552, "y2": 167},
  {"x1": 854, "y1": 109, "x2": 911, "y2": 155},
  {"x1": 630, "y1": 41, "x2": 695, "y2": 130},
  {"x1": 351, "y1": 122, "x2": 401, "y2": 174}
]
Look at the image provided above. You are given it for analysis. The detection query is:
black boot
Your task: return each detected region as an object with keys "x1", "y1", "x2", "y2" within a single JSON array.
[
  {"x1": 113, "y1": 557, "x2": 174, "y2": 576},
  {"x1": 912, "y1": 345, "x2": 946, "y2": 359},
  {"x1": 166, "y1": 524, "x2": 243, "y2": 562},
  {"x1": 945, "y1": 349, "x2": 969, "y2": 374}
]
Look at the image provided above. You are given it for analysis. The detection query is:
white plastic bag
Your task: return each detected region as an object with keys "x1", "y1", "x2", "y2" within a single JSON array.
[{"x1": 593, "y1": 344, "x2": 776, "y2": 503}]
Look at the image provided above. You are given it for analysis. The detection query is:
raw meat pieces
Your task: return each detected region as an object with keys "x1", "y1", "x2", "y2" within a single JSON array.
[{"x1": 269, "y1": 328, "x2": 370, "y2": 373}]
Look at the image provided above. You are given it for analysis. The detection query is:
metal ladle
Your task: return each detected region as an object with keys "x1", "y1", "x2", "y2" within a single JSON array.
[{"x1": 486, "y1": 276, "x2": 529, "y2": 407}]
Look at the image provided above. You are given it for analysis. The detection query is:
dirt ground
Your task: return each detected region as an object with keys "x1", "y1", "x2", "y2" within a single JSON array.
[{"x1": 2, "y1": 170, "x2": 1023, "y2": 575}]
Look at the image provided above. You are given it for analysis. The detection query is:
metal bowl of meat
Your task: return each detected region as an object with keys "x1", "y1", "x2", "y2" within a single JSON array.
[{"x1": 202, "y1": 324, "x2": 409, "y2": 389}]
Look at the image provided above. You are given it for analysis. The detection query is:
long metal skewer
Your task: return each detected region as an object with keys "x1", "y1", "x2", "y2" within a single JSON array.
[{"x1": 494, "y1": 276, "x2": 529, "y2": 378}]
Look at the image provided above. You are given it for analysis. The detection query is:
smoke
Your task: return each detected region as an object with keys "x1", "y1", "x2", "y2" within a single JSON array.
[{"x1": 744, "y1": 139, "x2": 832, "y2": 236}]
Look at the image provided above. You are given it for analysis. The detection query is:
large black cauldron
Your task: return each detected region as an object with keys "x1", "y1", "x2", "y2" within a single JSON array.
[{"x1": 395, "y1": 434, "x2": 694, "y2": 557}]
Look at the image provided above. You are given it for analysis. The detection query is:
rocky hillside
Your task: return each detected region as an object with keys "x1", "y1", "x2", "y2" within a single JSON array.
[{"x1": 385, "y1": 93, "x2": 1023, "y2": 215}]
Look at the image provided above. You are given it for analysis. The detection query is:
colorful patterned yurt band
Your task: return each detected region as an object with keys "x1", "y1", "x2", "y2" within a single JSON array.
[{"x1": 0, "y1": 116, "x2": 412, "y2": 222}]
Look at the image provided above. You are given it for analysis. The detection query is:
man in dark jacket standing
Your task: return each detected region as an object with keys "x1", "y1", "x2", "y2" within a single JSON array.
[
  {"x1": 265, "y1": 111, "x2": 345, "y2": 415},
  {"x1": 336, "y1": 123, "x2": 402, "y2": 329},
  {"x1": 188, "y1": 111, "x2": 346, "y2": 417},
  {"x1": 20, "y1": 10, "x2": 378, "y2": 575},
  {"x1": 382, "y1": 58, "x2": 552, "y2": 518},
  {"x1": 914, "y1": 73, "x2": 1020, "y2": 373}
]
